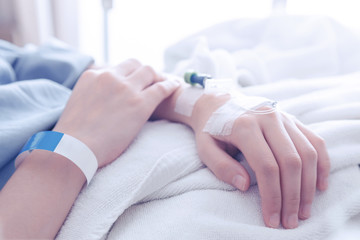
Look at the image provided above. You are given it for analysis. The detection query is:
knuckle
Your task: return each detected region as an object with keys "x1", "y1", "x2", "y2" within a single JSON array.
[
  {"x1": 231, "y1": 116, "x2": 257, "y2": 142},
  {"x1": 258, "y1": 162, "x2": 280, "y2": 179},
  {"x1": 128, "y1": 94, "x2": 144, "y2": 106},
  {"x1": 262, "y1": 109, "x2": 279, "y2": 120},
  {"x1": 81, "y1": 69, "x2": 97, "y2": 78},
  {"x1": 303, "y1": 148, "x2": 318, "y2": 164},
  {"x1": 286, "y1": 195, "x2": 301, "y2": 206},
  {"x1": 269, "y1": 195, "x2": 282, "y2": 206},
  {"x1": 98, "y1": 70, "x2": 117, "y2": 83},
  {"x1": 314, "y1": 136, "x2": 326, "y2": 148},
  {"x1": 282, "y1": 115, "x2": 295, "y2": 127},
  {"x1": 141, "y1": 65, "x2": 156, "y2": 78},
  {"x1": 212, "y1": 161, "x2": 231, "y2": 180},
  {"x1": 155, "y1": 83, "x2": 169, "y2": 96},
  {"x1": 79, "y1": 69, "x2": 98, "y2": 83},
  {"x1": 282, "y1": 154, "x2": 302, "y2": 171},
  {"x1": 235, "y1": 116, "x2": 257, "y2": 130},
  {"x1": 262, "y1": 106, "x2": 277, "y2": 114},
  {"x1": 126, "y1": 58, "x2": 141, "y2": 68},
  {"x1": 262, "y1": 194, "x2": 282, "y2": 211},
  {"x1": 281, "y1": 111, "x2": 296, "y2": 122},
  {"x1": 102, "y1": 76, "x2": 131, "y2": 93}
]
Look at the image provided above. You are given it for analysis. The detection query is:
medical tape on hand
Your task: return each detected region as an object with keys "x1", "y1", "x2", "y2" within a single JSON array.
[
  {"x1": 15, "y1": 131, "x2": 98, "y2": 185},
  {"x1": 174, "y1": 75, "x2": 276, "y2": 136},
  {"x1": 174, "y1": 78, "x2": 236, "y2": 117},
  {"x1": 174, "y1": 86, "x2": 204, "y2": 116},
  {"x1": 203, "y1": 95, "x2": 277, "y2": 136}
]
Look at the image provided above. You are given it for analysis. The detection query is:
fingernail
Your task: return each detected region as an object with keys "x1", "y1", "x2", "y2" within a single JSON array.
[
  {"x1": 232, "y1": 175, "x2": 246, "y2": 191},
  {"x1": 287, "y1": 214, "x2": 298, "y2": 228},
  {"x1": 269, "y1": 214, "x2": 280, "y2": 228},
  {"x1": 300, "y1": 204, "x2": 312, "y2": 219}
]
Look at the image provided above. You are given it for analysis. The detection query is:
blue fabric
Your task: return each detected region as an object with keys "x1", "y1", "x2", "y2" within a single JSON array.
[{"x1": 0, "y1": 39, "x2": 93, "y2": 189}]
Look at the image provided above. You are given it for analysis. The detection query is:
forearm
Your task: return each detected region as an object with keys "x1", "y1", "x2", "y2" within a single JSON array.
[
  {"x1": 0, "y1": 59, "x2": 180, "y2": 238},
  {"x1": 152, "y1": 87, "x2": 193, "y2": 127},
  {"x1": 0, "y1": 150, "x2": 86, "y2": 239}
]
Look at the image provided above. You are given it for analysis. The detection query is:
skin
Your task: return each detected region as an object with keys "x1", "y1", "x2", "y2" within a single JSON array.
[
  {"x1": 0, "y1": 59, "x2": 180, "y2": 239},
  {"x1": 0, "y1": 59, "x2": 331, "y2": 238},
  {"x1": 154, "y1": 84, "x2": 331, "y2": 229}
]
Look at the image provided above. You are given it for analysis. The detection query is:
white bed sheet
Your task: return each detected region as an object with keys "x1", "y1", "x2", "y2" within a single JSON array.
[
  {"x1": 56, "y1": 72, "x2": 360, "y2": 240},
  {"x1": 329, "y1": 213, "x2": 360, "y2": 240}
]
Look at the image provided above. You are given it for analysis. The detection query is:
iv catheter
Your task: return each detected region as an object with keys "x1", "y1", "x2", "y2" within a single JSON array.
[
  {"x1": 183, "y1": 71, "x2": 277, "y2": 115},
  {"x1": 184, "y1": 71, "x2": 211, "y2": 88}
]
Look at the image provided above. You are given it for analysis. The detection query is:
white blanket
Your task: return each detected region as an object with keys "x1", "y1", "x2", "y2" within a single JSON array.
[{"x1": 57, "y1": 16, "x2": 360, "y2": 240}]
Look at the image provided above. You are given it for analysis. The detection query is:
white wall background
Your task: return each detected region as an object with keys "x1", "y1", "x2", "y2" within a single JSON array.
[
  {"x1": 77, "y1": 0, "x2": 360, "y2": 71},
  {"x1": 2, "y1": 0, "x2": 359, "y2": 71},
  {"x1": 78, "y1": 0, "x2": 273, "y2": 70}
]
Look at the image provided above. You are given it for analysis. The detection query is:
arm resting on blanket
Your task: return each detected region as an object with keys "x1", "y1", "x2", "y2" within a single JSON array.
[
  {"x1": 0, "y1": 60, "x2": 179, "y2": 239},
  {"x1": 0, "y1": 151, "x2": 86, "y2": 238},
  {"x1": 152, "y1": 84, "x2": 331, "y2": 229}
]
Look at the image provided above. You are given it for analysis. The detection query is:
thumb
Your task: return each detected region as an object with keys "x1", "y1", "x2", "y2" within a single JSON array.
[{"x1": 196, "y1": 133, "x2": 251, "y2": 191}]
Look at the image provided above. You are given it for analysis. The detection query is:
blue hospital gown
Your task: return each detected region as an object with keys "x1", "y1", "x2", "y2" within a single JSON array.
[{"x1": 0, "y1": 39, "x2": 93, "y2": 189}]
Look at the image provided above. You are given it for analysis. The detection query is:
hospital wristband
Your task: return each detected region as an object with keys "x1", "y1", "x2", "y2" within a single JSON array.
[{"x1": 15, "y1": 131, "x2": 98, "y2": 185}]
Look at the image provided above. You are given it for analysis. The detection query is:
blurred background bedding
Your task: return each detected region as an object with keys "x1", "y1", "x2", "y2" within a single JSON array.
[{"x1": 1, "y1": 0, "x2": 360, "y2": 239}]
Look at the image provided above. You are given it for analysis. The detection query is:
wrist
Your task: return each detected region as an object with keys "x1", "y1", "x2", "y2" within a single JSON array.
[
  {"x1": 17, "y1": 130, "x2": 98, "y2": 184},
  {"x1": 52, "y1": 124, "x2": 102, "y2": 165},
  {"x1": 153, "y1": 84, "x2": 231, "y2": 133},
  {"x1": 1, "y1": 150, "x2": 86, "y2": 239},
  {"x1": 19, "y1": 150, "x2": 86, "y2": 188},
  {"x1": 190, "y1": 93, "x2": 231, "y2": 132},
  {"x1": 152, "y1": 86, "x2": 194, "y2": 127}
]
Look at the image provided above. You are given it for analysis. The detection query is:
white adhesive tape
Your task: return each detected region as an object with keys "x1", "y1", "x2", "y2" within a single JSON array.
[
  {"x1": 174, "y1": 86, "x2": 203, "y2": 117},
  {"x1": 203, "y1": 95, "x2": 277, "y2": 136},
  {"x1": 174, "y1": 77, "x2": 237, "y2": 117},
  {"x1": 174, "y1": 75, "x2": 276, "y2": 138}
]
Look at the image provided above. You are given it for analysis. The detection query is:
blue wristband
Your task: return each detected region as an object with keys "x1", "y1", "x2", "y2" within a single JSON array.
[{"x1": 15, "y1": 131, "x2": 98, "y2": 185}]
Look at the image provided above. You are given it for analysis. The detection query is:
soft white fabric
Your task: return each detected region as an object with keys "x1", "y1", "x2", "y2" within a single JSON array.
[
  {"x1": 164, "y1": 15, "x2": 360, "y2": 86},
  {"x1": 57, "y1": 16, "x2": 360, "y2": 239},
  {"x1": 57, "y1": 73, "x2": 360, "y2": 240}
]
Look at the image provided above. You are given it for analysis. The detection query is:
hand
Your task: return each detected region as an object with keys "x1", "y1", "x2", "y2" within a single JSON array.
[
  {"x1": 54, "y1": 59, "x2": 180, "y2": 167},
  {"x1": 0, "y1": 60, "x2": 180, "y2": 239},
  {"x1": 191, "y1": 93, "x2": 331, "y2": 229}
]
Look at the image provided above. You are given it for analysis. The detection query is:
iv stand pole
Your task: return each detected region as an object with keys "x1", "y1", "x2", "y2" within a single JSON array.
[
  {"x1": 272, "y1": 0, "x2": 287, "y2": 14},
  {"x1": 102, "y1": 0, "x2": 113, "y2": 63}
]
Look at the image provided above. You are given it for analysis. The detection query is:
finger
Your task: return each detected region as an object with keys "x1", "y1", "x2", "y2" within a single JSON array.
[
  {"x1": 113, "y1": 58, "x2": 142, "y2": 76},
  {"x1": 154, "y1": 72, "x2": 166, "y2": 82},
  {"x1": 295, "y1": 119, "x2": 330, "y2": 191},
  {"x1": 196, "y1": 133, "x2": 250, "y2": 191},
  {"x1": 232, "y1": 120, "x2": 282, "y2": 229},
  {"x1": 142, "y1": 79, "x2": 180, "y2": 111},
  {"x1": 261, "y1": 114, "x2": 301, "y2": 229},
  {"x1": 283, "y1": 118, "x2": 317, "y2": 220},
  {"x1": 126, "y1": 65, "x2": 158, "y2": 90}
]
